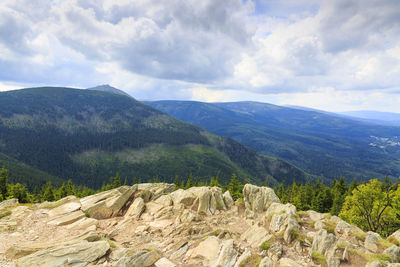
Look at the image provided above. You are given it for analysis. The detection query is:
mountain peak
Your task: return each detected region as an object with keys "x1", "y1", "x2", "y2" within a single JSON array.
[{"x1": 86, "y1": 84, "x2": 132, "y2": 98}]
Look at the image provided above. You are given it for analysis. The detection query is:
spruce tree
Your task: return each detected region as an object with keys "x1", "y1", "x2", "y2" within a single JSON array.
[
  {"x1": 228, "y1": 173, "x2": 243, "y2": 200},
  {"x1": 113, "y1": 172, "x2": 121, "y2": 188},
  {"x1": 185, "y1": 173, "x2": 194, "y2": 189},
  {"x1": 43, "y1": 182, "x2": 55, "y2": 201},
  {"x1": 0, "y1": 166, "x2": 8, "y2": 199}
]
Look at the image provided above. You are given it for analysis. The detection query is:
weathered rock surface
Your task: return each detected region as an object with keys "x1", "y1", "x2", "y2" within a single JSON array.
[
  {"x1": 1, "y1": 183, "x2": 400, "y2": 267},
  {"x1": 243, "y1": 184, "x2": 280, "y2": 218},
  {"x1": 266, "y1": 202, "x2": 299, "y2": 243},
  {"x1": 0, "y1": 199, "x2": 18, "y2": 209},
  {"x1": 17, "y1": 240, "x2": 109, "y2": 267},
  {"x1": 385, "y1": 245, "x2": 400, "y2": 263},
  {"x1": 80, "y1": 185, "x2": 136, "y2": 219}
]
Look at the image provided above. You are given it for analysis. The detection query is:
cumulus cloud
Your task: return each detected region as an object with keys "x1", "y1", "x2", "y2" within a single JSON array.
[{"x1": 0, "y1": 0, "x2": 400, "y2": 111}]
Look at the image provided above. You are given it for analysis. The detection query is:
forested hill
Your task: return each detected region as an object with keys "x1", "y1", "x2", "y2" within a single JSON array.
[
  {"x1": 145, "y1": 100, "x2": 400, "y2": 182},
  {"x1": 0, "y1": 87, "x2": 316, "y2": 188}
]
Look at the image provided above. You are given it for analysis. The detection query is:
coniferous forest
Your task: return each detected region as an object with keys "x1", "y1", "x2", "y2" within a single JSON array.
[{"x1": 1, "y1": 165, "x2": 399, "y2": 237}]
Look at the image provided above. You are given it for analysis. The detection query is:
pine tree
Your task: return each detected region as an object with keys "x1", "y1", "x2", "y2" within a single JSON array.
[
  {"x1": 228, "y1": 173, "x2": 243, "y2": 200},
  {"x1": 348, "y1": 179, "x2": 358, "y2": 195},
  {"x1": 66, "y1": 179, "x2": 76, "y2": 196},
  {"x1": 174, "y1": 175, "x2": 180, "y2": 188},
  {"x1": 42, "y1": 182, "x2": 55, "y2": 201},
  {"x1": 0, "y1": 166, "x2": 8, "y2": 199},
  {"x1": 113, "y1": 172, "x2": 121, "y2": 188},
  {"x1": 185, "y1": 173, "x2": 194, "y2": 189}
]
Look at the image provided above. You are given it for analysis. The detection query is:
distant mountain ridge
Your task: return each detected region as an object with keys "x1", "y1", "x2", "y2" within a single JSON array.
[
  {"x1": 86, "y1": 84, "x2": 132, "y2": 98},
  {"x1": 145, "y1": 100, "x2": 400, "y2": 182},
  {"x1": 0, "y1": 87, "x2": 317, "y2": 188}
]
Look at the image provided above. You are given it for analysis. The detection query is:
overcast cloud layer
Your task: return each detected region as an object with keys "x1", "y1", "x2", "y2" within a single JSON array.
[{"x1": 1, "y1": 0, "x2": 400, "y2": 112}]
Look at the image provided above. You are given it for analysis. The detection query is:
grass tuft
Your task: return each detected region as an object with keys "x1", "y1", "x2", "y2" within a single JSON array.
[
  {"x1": 323, "y1": 221, "x2": 337, "y2": 234},
  {"x1": 312, "y1": 251, "x2": 327, "y2": 267},
  {"x1": 0, "y1": 210, "x2": 11, "y2": 219},
  {"x1": 239, "y1": 254, "x2": 261, "y2": 267}
]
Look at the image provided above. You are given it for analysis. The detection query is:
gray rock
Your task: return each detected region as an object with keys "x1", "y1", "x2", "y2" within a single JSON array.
[
  {"x1": 365, "y1": 260, "x2": 386, "y2": 267},
  {"x1": 259, "y1": 257, "x2": 274, "y2": 267},
  {"x1": 155, "y1": 257, "x2": 176, "y2": 267},
  {"x1": 241, "y1": 224, "x2": 273, "y2": 248},
  {"x1": 116, "y1": 250, "x2": 161, "y2": 267},
  {"x1": 17, "y1": 240, "x2": 109, "y2": 267},
  {"x1": 80, "y1": 185, "x2": 136, "y2": 219},
  {"x1": 266, "y1": 203, "x2": 299, "y2": 243},
  {"x1": 223, "y1": 190, "x2": 234, "y2": 209},
  {"x1": 243, "y1": 184, "x2": 280, "y2": 217},
  {"x1": 384, "y1": 245, "x2": 400, "y2": 263},
  {"x1": 126, "y1": 197, "x2": 145, "y2": 219},
  {"x1": 268, "y1": 243, "x2": 283, "y2": 262},
  {"x1": 364, "y1": 232, "x2": 381, "y2": 253},
  {"x1": 213, "y1": 239, "x2": 238, "y2": 267},
  {"x1": 233, "y1": 249, "x2": 251, "y2": 267},
  {"x1": 0, "y1": 199, "x2": 18, "y2": 209},
  {"x1": 47, "y1": 210, "x2": 85, "y2": 226},
  {"x1": 311, "y1": 229, "x2": 337, "y2": 256}
]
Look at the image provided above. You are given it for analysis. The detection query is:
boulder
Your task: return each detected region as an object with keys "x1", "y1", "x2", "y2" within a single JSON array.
[
  {"x1": 116, "y1": 249, "x2": 161, "y2": 267},
  {"x1": 155, "y1": 257, "x2": 176, "y2": 267},
  {"x1": 259, "y1": 257, "x2": 274, "y2": 267},
  {"x1": 389, "y1": 230, "x2": 400, "y2": 244},
  {"x1": 266, "y1": 203, "x2": 299, "y2": 243},
  {"x1": 364, "y1": 232, "x2": 381, "y2": 253},
  {"x1": 310, "y1": 229, "x2": 337, "y2": 257},
  {"x1": 384, "y1": 245, "x2": 400, "y2": 263},
  {"x1": 154, "y1": 195, "x2": 173, "y2": 206},
  {"x1": 126, "y1": 197, "x2": 145, "y2": 218},
  {"x1": 234, "y1": 249, "x2": 251, "y2": 267},
  {"x1": 188, "y1": 236, "x2": 221, "y2": 265},
  {"x1": 47, "y1": 210, "x2": 85, "y2": 226},
  {"x1": 241, "y1": 224, "x2": 273, "y2": 248},
  {"x1": 17, "y1": 240, "x2": 109, "y2": 267},
  {"x1": 366, "y1": 261, "x2": 386, "y2": 267},
  {"x1": 243, "y1": 184, "x2": 280, "y2": 218},
  {"x1": 169, "y1": 187, "x2": 226, "y2": 215},
  {"x1": 223, "y1": 190, "x2": 234, "y2": 209},
  {"x1": 268, "y1": 243, "x2": 283, "y2": 262},
  {"x1": 213, "y1": 239, "x2": 238, "y2": 267},
  {"x1": 137, "y1": 183, "x2": 176, "y2": 201},
  {"x1": 80, "y1": 185, "x2": 136, "y2": 219},
  {"x1": 65, "y1": 217, "x2": 98, "y2": 230},
  {"x1": 279, "y1": 257, "x2": 302, "y2": 267},
  {"x1": 0, "y1": 198, "x2": 18, "y2": 209},
  {"x1": 47, "y1": 201, "x2": 81, "y2": 218}
]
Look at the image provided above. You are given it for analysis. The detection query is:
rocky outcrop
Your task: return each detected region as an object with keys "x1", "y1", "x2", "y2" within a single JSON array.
[
  {"x1": 169, "y1": 186, "x2": 227, "y2": 215},
  {"x1": 385, "y1": 245, "x2": 400, "y2": 263},
  {"x1": 311, "y1": 229, "x2": 337, "y2": 255},
  {"x1": 17, "y1": 240, "x2": 109, "y2": 267},
  {"x1": 266, "y1": 202, "x2": 299, "y2": 243},
  {"x1": 80, "y1": 185, "x2": 136, "y2": 219},
  {"x1": 116, "y1": 249, "x2": 161, "y2": 267},
  {"x1": 2, "y1": 183, "x2": 400, "y2": 267},
  {"x1": 243, "y1": 184, "x2": 280, "y2": 218}
]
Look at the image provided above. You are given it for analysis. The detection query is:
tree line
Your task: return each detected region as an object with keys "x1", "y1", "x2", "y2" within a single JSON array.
[{"x1": 1, "y1": 165, "x2": 399, "y2": 236}]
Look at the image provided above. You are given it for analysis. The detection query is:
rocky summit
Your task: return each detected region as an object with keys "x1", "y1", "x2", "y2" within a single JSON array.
[{"x1": 0, "y1": 184, "x2": 400, "y2": 267}]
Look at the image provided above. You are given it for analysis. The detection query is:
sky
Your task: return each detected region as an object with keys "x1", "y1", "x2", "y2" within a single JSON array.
[{"x1": 1, "y1": 0, "x2": 400, "y2": 112}]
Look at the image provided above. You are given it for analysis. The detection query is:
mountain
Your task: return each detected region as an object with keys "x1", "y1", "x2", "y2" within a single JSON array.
[
  {"x1": 0, "y1": 87, "x2": 316, "y2": 188},
  {"x1": 86, "y1": 84, "x2": 132, "y2": 98},
  {"x1": 145, "y1": 100, "x2": 400, "y2": 181},
  {"x1": 338, "y1": 110, "x2": 400, "y2": 126}
]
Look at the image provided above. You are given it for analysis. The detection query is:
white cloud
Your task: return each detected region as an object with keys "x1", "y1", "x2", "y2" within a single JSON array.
[{"x1": 0, "y1": 0, "x2": 400, "y2": 112}]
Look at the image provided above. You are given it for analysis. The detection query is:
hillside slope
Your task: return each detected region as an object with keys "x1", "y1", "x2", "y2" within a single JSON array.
[
  {"x1": 0, "y1": 87, "x2": 316, "y2": 188},
  {"x1": 145, "y1": 100, "x2": 400, "y2": 181}
]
